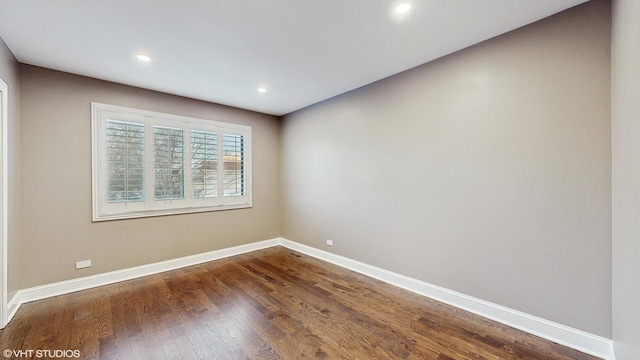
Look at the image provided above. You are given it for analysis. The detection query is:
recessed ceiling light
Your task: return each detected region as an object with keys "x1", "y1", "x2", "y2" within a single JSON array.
[
  {"x1": 395, "y1": 2, "x2": 411, "y2": 14},
  {"x1": 136, "y1": 54, "x2": 151, "y2": 62},
  {"x1": 257, "y1": 87, "x2": 267, "y2": 93}
]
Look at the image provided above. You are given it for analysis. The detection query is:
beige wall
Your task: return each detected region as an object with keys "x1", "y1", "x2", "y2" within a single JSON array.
[
  {"x1": 612, "y1": 0, "x2": 640, "y2": 358},
  {"x1": 282, "y1": 0, "x2": 612, "y2": 337},
  {"x1": 19, "y1": 65, "x2": 282, "y2": 288},
  {"x1": 0, "y1": 37, "x2": 21, "y2": 302}
]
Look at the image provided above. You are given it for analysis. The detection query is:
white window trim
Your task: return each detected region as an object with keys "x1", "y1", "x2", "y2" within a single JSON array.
[{"x1": 91, "y1": 102, "x2": 252, "y2": 221}]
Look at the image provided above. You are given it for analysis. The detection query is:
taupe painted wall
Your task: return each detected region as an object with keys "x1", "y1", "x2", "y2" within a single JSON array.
[
  {"x1": 282, "y1": 0, "x2": 612, "y2": 337},
  {"x1": 0, "y1": 37, "x2": 21, "y2": 301},
  {"x1": 19, "y1": 65, "x2": 282, "y2": 288},
  {"x1": 612, "y1": 0, "x2": 640, "y2": 358}
]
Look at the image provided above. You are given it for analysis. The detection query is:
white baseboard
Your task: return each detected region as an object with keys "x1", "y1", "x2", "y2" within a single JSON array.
[
  {"x1": 278, "y1": 239, "x2": 615, "y2": 360},
  {"x1": 7, "y1": 237, "x2": 614, "y2": 360},
  {"x1": 7, "y1": 292, "x2": 20, "y2": 324}
]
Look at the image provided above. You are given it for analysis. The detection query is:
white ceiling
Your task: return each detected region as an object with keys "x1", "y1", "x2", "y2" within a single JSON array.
[{"x1": 0, "y1": 0, "x2": 588, "y2": 116}]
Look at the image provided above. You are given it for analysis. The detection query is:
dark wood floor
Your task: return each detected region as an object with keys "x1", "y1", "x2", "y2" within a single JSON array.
[{"x1": 1, "y1": 246, "x2": 600, "y2": 359}]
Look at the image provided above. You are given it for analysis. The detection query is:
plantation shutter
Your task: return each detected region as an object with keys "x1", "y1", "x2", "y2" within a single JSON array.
[
  {"x1": 93, "y1": 103, "x2": 251, "y2": 221},
  {"x1": 222, "y1": 133, "x2": 245, "y2": 197},
  {"x1": 153, "y1": 125, "x2": 184, "y2": 200},
  {"x1": 191, "y1": 130, "x2": 218, "y2": 198},
  {"x1": 105, "y1": 120, "x2": 145, "y2": 202}
]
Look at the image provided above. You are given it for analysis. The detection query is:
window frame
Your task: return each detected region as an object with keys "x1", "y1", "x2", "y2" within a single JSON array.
[{"x1": 91, "y1": 102, "x2": 252, "y2": 221}]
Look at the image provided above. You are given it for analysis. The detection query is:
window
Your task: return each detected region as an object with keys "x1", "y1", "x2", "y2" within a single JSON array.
[{"x1": 92, "y1": 103, "x2": 251, "y2": 221}]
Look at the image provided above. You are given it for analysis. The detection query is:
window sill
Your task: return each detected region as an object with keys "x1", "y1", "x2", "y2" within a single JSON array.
[{"x1": 92, "y1": 202, "x2": 252, "y2": 222}]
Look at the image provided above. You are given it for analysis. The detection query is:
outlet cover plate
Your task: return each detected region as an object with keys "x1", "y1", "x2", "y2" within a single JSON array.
[{"x1": 76, "y1": 260, "x2": 92, "y2": 269}]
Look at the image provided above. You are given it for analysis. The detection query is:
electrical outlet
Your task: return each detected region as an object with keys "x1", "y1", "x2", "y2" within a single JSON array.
[
  {"x1": 326, "y1": 239, "x2": 334, "y2": 246},
  {"x1": 76, "y1": 260, "x2": 92, "y2": 269}
]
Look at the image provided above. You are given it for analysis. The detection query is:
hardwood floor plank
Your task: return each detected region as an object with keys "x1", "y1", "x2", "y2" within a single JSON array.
[
  {"x1": 67, "y1": 291, "x2": 101, "y2": 359},
  {"x1": 0, "y1": 247, "x2": 602, "y2": 360}
]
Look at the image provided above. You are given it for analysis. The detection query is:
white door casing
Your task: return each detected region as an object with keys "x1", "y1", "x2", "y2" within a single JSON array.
[{"x1": 0, "y1": 78, "x2": 8, "y2": 328}]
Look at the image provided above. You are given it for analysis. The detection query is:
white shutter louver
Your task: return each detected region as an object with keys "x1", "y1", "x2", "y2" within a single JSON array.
[
  {"x1": 153, "y1": 125, "x2": 184, "y2": 200},
  {"x1": 191, "y1": 130, "x2": 218, "y2": 198},
  {"x1": 105, "y1": 120, "x2": 145, "y2": 202},
  {"x1": 223, "y1": 133, "x2": 245, "y2": 197}
]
